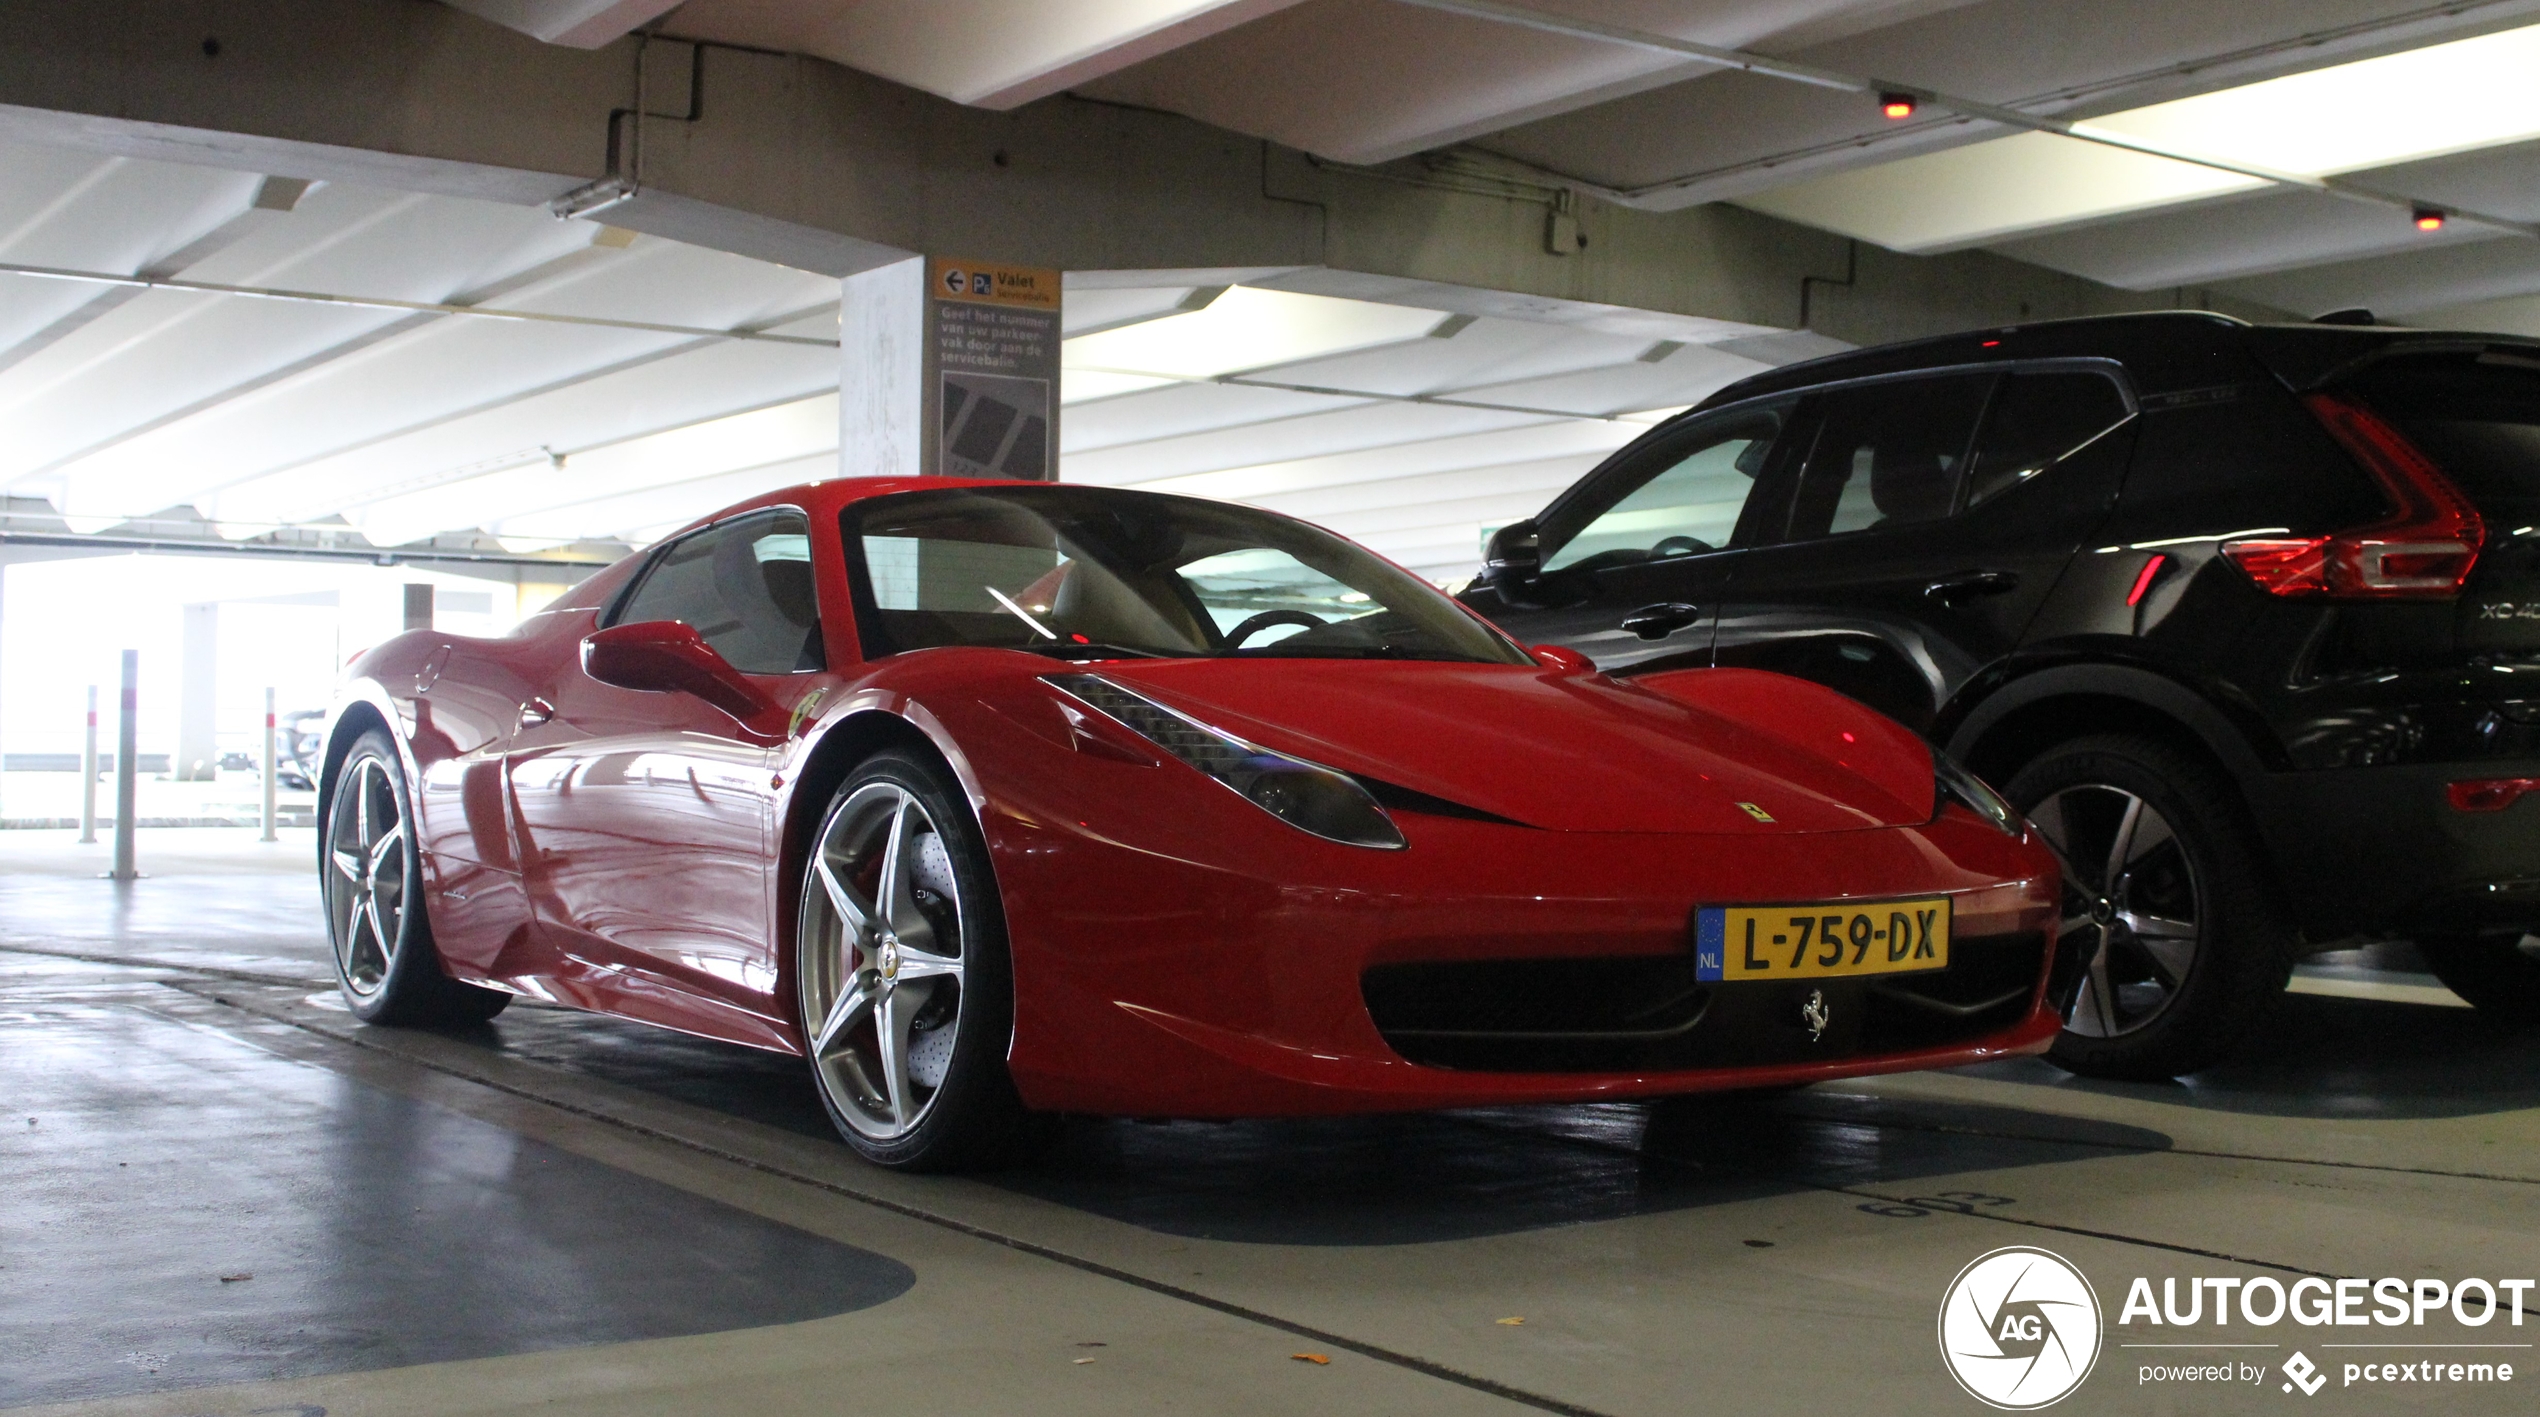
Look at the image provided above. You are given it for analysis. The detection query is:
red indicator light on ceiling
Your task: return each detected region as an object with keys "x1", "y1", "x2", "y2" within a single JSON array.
[
  {"x1": 2448, "y1": 777, "x2": 2539, "y2": 812},
  {"x1": 1879, "y1": 91, "x2": 1917, "y2": 120},
  {"x1": 1980, "y1": 339, "x2": 2001, "y2": 348},
  {"x1": 1070, "y1": 633, "x2": 1091, "y2": 644},
  {"x1": 2126, "y1": 553, "x2": 2167, "y2": 607},
  {"x1": 2414, "y1": 206, "x2": 2447, "y2": 231}
]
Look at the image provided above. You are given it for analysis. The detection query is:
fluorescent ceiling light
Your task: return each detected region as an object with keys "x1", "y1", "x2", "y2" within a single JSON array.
[
  {"x1": 1063, "y1": 286, "x2": 1449, "y2": 382},
  {"x1": 2078, "y1": 24, "x2": 2540, "y2": 180},
  {"x1": 1740, "y1": 21, "x2": 2540, "y2": 252}
]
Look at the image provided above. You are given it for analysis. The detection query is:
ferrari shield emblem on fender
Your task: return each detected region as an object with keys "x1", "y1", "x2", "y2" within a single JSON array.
[
  {"x1": 1801, "y1": 989, "x2": 1830, "y2": 1042},
  {"x1": 1736, "y1": 801, "x2": 1774, "y2": 822}
]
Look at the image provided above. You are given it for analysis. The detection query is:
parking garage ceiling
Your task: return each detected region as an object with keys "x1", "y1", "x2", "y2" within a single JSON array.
[
  {"x1": 0, "y1": 137, "x2": 1777, "y2": 580},
  {"x1": 658, "y1": 0, "x2": 2540, "y2": 323},
  {"x1": 16, "y1": 0, "x2": 2540, "y2": 582}
]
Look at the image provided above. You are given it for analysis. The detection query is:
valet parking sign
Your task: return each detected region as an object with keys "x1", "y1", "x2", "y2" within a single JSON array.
[{"x1": 1939, "y1": 1247, "x2": 2531, "y2": 1408}]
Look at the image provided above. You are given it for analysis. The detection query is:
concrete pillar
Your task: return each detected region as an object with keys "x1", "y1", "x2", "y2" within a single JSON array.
[
  {"x1": 403, "y1": 583, "x2": 435, "y2": 632},
  {"x1": 177, "y1": 601, "x2": 217, "y2": 782},
  {"x1": 840, "y1": 255, "x2": 1063, "y2": 482},
  {"x1": 840, "y1": 257, "x2": 926, "y2": 480}
]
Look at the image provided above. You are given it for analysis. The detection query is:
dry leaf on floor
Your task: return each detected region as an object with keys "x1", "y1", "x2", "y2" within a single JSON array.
[
  {"x1": 218, "y1": 1273, "x2": 252, "y2": 1283},
  {"x1": 1291, "y1": 1353, "x2": 1330, "y2": 1365},
  {"x1": 1496, "y1": 1317, "x2": 1525, "y2": 1325}
]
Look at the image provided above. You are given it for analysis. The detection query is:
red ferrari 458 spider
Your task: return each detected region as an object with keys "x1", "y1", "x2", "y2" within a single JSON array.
[{"x1": 321, "y1": 477, "x2": 2062, "y2": 1169}]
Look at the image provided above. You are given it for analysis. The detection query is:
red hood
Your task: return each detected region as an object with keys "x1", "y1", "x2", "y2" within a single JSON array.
[{"x1": 1093, "y1": 659, "x2": 1933, "y2": 834}]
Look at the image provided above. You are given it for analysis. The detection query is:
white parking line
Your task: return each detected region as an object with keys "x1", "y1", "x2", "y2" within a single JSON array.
[{"x1": 2285, "y1": 973, "x2": 2470, "y2": 1008}]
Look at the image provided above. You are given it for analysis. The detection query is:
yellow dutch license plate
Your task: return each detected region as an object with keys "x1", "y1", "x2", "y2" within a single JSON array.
[{"x1": 1694, "y1": 899, "x2": 1951, "y2": 981}]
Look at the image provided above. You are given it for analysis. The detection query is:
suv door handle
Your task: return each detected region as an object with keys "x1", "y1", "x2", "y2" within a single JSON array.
[
  {"x1": 1621, "y1": 602, "x2": 1705, "y2": 640},
  {"x1": 1924, "y1": 570, "x2": 2019, "y2": 602}
]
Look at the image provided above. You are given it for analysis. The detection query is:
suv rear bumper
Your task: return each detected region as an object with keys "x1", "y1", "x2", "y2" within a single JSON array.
[{"x1": 2249, "y1": 760, "x2": 2540, "y2": 940}]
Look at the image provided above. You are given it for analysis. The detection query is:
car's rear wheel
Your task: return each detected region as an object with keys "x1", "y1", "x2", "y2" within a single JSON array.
[
  {"x1": 323, "y1": 729, "x2": 511, "y2": 1026},
  {"x1": 795, "y1": 748, "x2": 1055, "y2": 1171},
  {"x1": 2416, "y1": 933, "x2": 2540, "y2": 1026},
  {"x1": 2006, "y1": 734, "x2": 2291, "y2": 1080}
]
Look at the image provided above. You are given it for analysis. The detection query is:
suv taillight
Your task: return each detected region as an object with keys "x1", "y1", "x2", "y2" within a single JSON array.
[{"x1": 2220, "y1": 392, "x2": 2486, "y2": 599}]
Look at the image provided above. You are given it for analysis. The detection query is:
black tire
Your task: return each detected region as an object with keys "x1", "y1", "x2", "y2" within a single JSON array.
[
  {"x1": 322, "y1": 728, "x2": 511, "y2": 1027},
  {"x1": 2417, "y1": 933, "x2": 2540, "y2": 1026},
  {"x1": 2006, "y1": 734, "x2": 2293, "y2": 1080},
  {"x1": 794, "y1": 748, "x2": 1056, "y2": 1171}
]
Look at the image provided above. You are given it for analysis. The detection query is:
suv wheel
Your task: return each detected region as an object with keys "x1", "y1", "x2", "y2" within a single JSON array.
[
  {"x1": 2415, "y1": 933, "x2": 2540, "y2": 1026},
  {"x1": 2006, "y1": 735, "x2": 2293, "y2": 1080}
]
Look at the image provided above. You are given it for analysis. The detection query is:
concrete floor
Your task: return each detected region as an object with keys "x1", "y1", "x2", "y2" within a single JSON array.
[{"x1": 4, "y1": 829, "x2": 2536, "y2": 1416}]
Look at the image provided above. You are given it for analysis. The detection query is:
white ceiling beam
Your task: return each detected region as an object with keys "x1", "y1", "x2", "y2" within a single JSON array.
[
  {"x1": 439, "y1": 0, "x2": 687, "y2": 49},
  {"x1": 667, "y1": 0, "x2": 1312, "y2": 109}
]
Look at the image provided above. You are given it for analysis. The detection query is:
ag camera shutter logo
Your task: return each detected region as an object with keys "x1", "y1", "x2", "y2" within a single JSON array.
[{"x1": 1939, "y1": 1247, "x2": 2104, "y2": 1408}]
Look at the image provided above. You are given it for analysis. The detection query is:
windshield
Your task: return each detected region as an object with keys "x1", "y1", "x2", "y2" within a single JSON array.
[{"x1": 843, "y1": 484, "x2": 1528, "y2": 665}]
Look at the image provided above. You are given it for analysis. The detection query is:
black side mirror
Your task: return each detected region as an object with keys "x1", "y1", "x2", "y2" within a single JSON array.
[{"x1": 1480, "y1": 519, "x2": 1542, "y2": 594}]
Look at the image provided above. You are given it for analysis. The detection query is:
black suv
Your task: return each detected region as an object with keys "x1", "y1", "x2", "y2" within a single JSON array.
[{"x1": 1463, "y1": 311, "x2": 2540, "y2": 1079}]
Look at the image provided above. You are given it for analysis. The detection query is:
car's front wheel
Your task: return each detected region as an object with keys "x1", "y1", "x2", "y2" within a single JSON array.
[
  {"x1": 323, "y1": 729, "x2": 511, "y2": 1026},
  {"x1": 2416, "y1": 933, "x2": 2540, "y2": 1026},
  {"x1": 795, "y1": 748, "x2": 1055, "y2": 1171},
  {"x1": 2006, "y1": 734, "x2": 2292, "y2": 1080}
]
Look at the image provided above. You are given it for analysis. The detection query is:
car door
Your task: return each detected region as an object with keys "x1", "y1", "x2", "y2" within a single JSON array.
[
  {"x1": 508, "y1": 509, "x2": 827, "y2": 1020},
  {"x1": 1714, "y1": 365, "x2": 2135, "y2": 734},
  {"x1": 1482, "y1": 397, "x2": 1800, "y2": 673}
]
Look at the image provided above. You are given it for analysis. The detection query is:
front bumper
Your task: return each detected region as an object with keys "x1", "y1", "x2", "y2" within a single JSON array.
[{"x1": 986, "y1": 788, "x2": 2062, "y2": 1118}]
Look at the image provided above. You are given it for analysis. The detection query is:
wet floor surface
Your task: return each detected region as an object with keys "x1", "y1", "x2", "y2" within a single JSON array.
[{"x1": 5, "y1": 828, "x2": 2538, "y2": 1416}]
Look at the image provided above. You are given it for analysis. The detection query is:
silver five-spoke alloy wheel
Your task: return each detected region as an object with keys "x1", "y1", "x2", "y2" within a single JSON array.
[
  {"x1": 327, "y1": 755, "x2": 409, "y2": 999},
  {"x1": 2030, "y1": 784, "x2": 2203, "y2": 1039},
  {"x1": 800, "y1": 781, "x2": 968, "y2": 1141}
]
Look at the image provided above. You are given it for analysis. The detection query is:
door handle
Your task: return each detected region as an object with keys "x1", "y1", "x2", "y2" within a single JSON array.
[
  {"x1": 1621, "y1": 603, "x2": 1705, "y2": 640},
  {"x1": 518, "y1": 698, "x2": 555, "y2": 728},
  {"x1": 1924, "y1": 570, "x2": 2019, "y2": 603}
]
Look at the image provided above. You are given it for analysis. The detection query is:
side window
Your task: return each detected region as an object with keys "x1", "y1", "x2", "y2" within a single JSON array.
[
  {"x1": 1778, "y1": 374, "x2": 1992, "y2": 543},
  {"x1": 1964, "y1": 371, "x2": 2132, "y2": 510},
  {"x1": 617, "y1": 512, "x2": 824, "y2": 674},
  {"x1": 1543, "y1": 401, "x2": 1793, "y2": 572}
]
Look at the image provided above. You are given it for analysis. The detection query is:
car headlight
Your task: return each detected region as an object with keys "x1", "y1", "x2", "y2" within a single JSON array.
[
  {"x1": 1934, "y1": 753, "x2": 2024, "y2": 839},
  {"x1": 1043, "y1": 673, "x2": 1406, "y2": 850}
]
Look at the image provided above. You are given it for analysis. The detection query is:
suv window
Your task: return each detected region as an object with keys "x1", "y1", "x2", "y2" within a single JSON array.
[
  {"x1": 1778, "y1": 374, "x2": 1992, "y2": 543},
  {"x1": 617, "y1": 511, "x2": 824, "y2": 674},
  {"x1": 1542, "y1": 401, "x2": 1793, "y2": 572},
  {"x1": 2344, "y1": 351, "x2": 2540, "y2": 518},
  {"x1": 1964, "y1": 371, "x2": 2132, "y2": 510}
]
